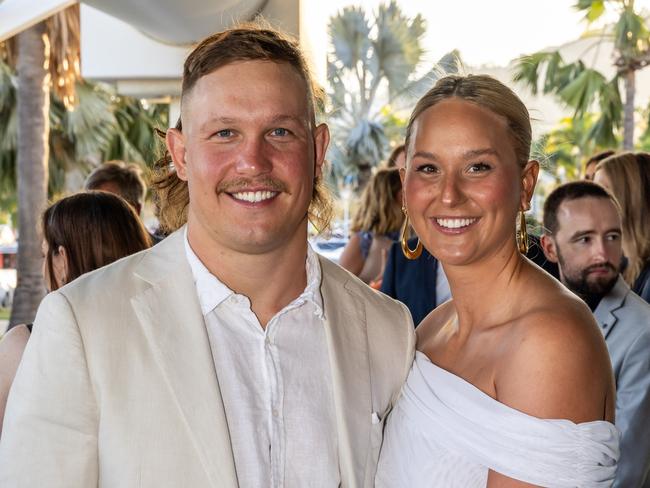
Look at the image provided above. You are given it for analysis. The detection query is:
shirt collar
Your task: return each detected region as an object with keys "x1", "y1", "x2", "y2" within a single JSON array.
[
  {"x1": 184, "y1": 228, "x2": 234, "y2": 315},
  {"x1": 184, "y1": 228, "x2": 324, "y2": 318}
]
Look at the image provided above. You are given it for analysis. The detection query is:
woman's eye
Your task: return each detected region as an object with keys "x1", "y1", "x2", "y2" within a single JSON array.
[
  {"x1": 467, "y1": 162, "x2": 492, "y2": 173},
  {"x1": 415, "y1": 164, "x2": 438, "y2": 174}
]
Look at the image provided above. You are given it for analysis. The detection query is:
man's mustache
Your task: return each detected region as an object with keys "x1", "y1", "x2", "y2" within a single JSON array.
[
  {"x1": 584, "y1": 262, "x2": 617, "y2": 275},
  {"x1": 217, "y1": 177, "x2": 289, "y2": 195}
]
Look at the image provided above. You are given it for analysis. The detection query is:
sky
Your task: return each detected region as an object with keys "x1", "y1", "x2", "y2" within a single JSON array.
[{"x1": 315, "y1": 0, "x2": 650, "y2": 67}]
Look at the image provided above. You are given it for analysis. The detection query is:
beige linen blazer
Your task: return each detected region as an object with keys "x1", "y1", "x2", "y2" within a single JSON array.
[{"x1": 0, "y1": 228, "x2": 415, "y2": 488}]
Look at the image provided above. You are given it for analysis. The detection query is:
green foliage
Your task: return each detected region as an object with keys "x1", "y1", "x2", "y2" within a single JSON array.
[
  {"x1": 0, "y1": 58, "x2": 168, "y2": 215},
  {"x1": 536, "y1": 115, "x2": 618, "y2": 183},
  {"x1": 514, "y1": 0, "x2": 650, "y2": 149},
  {"x1": 326, "y1": 1, "x2": 461, "y2": 183}
]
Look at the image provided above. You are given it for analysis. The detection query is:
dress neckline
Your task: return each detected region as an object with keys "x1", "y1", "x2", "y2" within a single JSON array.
[{"x1": 414, "y1": 350, "x2": 614, "y2": 429}]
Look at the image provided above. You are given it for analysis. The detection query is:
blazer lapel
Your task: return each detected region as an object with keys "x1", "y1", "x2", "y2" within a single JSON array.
[
  {"x1": 594, "y1": 276, "x2": 629, "y2": 339},
  {"x1": 131, "y1": 229, "x2": 238, "y2": 487},
  {"x1": 320, "y1": 258, "x2": 372, "y2": 488}
]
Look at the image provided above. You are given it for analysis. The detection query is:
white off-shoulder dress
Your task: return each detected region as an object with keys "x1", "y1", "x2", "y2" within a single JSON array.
[{"x1": 376, "y1": 352, "x2": 620, "y2": 487}]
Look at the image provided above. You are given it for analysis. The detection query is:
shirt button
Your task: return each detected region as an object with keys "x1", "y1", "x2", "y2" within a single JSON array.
[
  {"x1": 265, "y1": 336, "x2": 271, "y2": 345},
  {"x1": 272, "y1": 408, "x2": 279, "y2": 417}
]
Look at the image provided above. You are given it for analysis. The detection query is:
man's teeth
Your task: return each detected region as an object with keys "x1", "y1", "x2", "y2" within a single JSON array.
[
  {"x1": 436, "y1": 218, "x2": 477, "y2": 229},
  {"x1": 231, "y1": 191, "x2": 277, "y2": 203}
]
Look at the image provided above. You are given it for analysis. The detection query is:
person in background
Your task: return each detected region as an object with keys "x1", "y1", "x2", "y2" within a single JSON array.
[
  {"x1": 339, "y1": 167, "x2": 404, "y2": 286},
  {"x1": 541, "y1": 180, "x2": 650, "y2": 488},
  {"x1": 380, "y1": 241, "x2": 449, "y2": 325},
  {"x1": 584, "y1": 150, "x2": 615, "y2": 181},
  {"x1": 85, "y1": 160, "x2": 164, "y2": 243},
  {"x1": 0, "y1": 191, "x2": 151, "y2": 435},
  {"x1": 594, "y1": 152, "x2": 650, "y2": 302},
  {"x1": 84, "y1": 161, "x2": 147, "y2": 214},
  {"x1": 385, "y1": 144, "x2": 406, "y2": 169}
]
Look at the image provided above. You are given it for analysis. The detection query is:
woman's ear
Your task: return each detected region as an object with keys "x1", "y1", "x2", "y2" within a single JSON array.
[
  {"x1": 55, "y1": 245, "x2": 69, "y2": 285},
  {"x1": 521, "y1": 160, "x2": 539, "y2": 209}
]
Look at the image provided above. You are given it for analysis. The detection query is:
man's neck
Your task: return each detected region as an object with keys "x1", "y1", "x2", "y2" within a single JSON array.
[
  {"x1": 580, "y1": 293, "x2": 604, "y2": 312},
  {"x1": 187, "y1": 225, "x2": 310, "y2": 328}
]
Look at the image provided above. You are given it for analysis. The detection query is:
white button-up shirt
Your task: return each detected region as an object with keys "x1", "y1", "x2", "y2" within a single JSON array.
[{"x1": 184, "y1": 232, "x2": 340, "y2": 487}]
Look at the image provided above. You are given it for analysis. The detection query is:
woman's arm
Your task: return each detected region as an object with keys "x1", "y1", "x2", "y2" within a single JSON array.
[{"x1": 0, "y1": 325, "x2": 30, "y2": 436}]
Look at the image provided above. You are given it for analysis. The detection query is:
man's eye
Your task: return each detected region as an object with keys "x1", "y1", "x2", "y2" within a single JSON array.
[
  {"x1": 467, "y1": 162, "x2": 492, "y2": 173},
  {"x1": 215, "y1": 129, "x2": 233, "y2": 138},
  {"x1": 576, "y1": 236, "x2": 591, "y2": 244},
  {"x1": 271, "y1": 128, "x2": 289, "y2": 137},
  {"x1": 606, "y1": 234, "x2": 620, "y2": 241}
]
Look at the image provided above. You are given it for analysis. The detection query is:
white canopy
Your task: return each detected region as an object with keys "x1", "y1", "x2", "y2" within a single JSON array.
[{"x1": 0, "y1": 0, "x2": 266, "y2": 44}]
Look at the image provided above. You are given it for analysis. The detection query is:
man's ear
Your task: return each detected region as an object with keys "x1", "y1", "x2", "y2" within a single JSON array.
[
  {"x1": 166, "y1": 128, "x2": 188, "y2": 181},
  {"x1": 540, "y1": 234, "x2": 559, "y2": 263},
  {"x1": 521, "y1": 160, "x2": 539, "y2": 209},
  {"x1": 313, "y1": 123, "x2": 330, "y2": 179}
]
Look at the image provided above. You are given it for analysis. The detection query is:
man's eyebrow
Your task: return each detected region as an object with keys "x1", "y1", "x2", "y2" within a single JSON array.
[{"x1": 569, "y1": 230, "x2": 595, "y2": 240}]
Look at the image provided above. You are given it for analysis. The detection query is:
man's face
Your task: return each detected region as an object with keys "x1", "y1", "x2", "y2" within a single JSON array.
[
  {"x1": 541, "y1": 196, "x2": 622, "y2": 297},
  {"x1": 167, "y1": 60, "x2": 329, "y2": 255}
]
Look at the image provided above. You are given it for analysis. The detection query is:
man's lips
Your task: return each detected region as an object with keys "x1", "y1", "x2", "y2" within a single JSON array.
[
  {"x1": 228, "y1": 190, "x2": 279, "y2": 203},
  {"x1": 585, "y1": 264, "x2": 616, "y2": 275}
]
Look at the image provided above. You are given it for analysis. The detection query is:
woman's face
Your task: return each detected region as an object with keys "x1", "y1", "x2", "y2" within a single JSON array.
[
  {"x1": 403, "y1": 98, "x2": 537, "y2": 267},
  {"x1": 41, "y1": 240, "x2": 67, "y2": 291},
  {"x1": 593, "y1": 169, "x2": 613, "y2": 193}
]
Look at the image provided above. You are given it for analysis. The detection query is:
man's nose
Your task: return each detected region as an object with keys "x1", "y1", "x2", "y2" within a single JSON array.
[
  {"x1": 592, "y1": 239, "x2": 609, "y2": 260},
  {"x1": 234, "y1": 137, "x2": 273, "y2": 175}
]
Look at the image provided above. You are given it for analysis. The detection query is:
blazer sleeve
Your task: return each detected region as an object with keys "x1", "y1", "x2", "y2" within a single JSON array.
[
  {"x1": 0, "y1": 292, "x2": 99, "y2": 487},
  {"x1": 614, "y1": 328, "x2": 650, "y2": 488}
]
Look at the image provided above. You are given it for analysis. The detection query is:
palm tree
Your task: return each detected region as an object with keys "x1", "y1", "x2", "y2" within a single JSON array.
[
  {"x1": 326, "y1": 1, "x2": 461, "y2": 188},
  {"x1": 536, "y1": 114, "x2": 615, "y2": 182},
  {"x1": 514, "y1": 0, "x2": 650, "y2": 150},
  {"x1": 1, "y1": 5, "x2": 167, "y2": 327}
]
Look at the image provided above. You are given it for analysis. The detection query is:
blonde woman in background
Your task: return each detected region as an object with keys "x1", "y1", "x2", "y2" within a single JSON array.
[
  {"x1": 594, "y1": 152, "x2": 650, "y2": 303},
  {"x1": 339, "y1": 167, "x2": 404, "y2": 286}
]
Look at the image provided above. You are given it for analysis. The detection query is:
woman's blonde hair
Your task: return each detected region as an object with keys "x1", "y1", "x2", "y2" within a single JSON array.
[
  {"x1": 595, "y1": 152, "x2": 650, "y2": 284},
  {"x1": 405, "y1": 74, "x2": 532, "y2": 169},
  {"x1": 350, "y1": 168, "x2": 403, "y2": 235}
]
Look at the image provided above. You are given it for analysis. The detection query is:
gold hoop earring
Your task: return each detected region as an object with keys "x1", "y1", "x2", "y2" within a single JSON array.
[
  {"x1": 517, "y1": 210, "x2": 529, "y2": 254},
  {"x1": 400, "y1": 207, "x2": 423, "y2": 260}
]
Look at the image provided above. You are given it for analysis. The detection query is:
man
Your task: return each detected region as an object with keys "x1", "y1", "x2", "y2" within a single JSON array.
[
  {"x1": 541, "y1": 181, "x2": 650, "y2": 487},
  {"x1": 85, "y1": 161, "x2": 164, "y2": 243},
  {"x1": 85, "y1": 160, "x2": 147, "y2": 214},
  {"x1": 0, "y1": 25, "x2": 415, "y2": 487}
]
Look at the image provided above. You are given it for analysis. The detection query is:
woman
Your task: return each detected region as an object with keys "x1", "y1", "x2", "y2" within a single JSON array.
[
  {"x1": 0, "y1": 191, "x2": 151, "y2": 432},
  {"x1": 594, "y1": 152, "x2": 650, "y2": 303},
  {"x1": 376, "y1": 75, "x2": 618, "y2": 487},
  {"x1": 339, "y1": 167, "x2": 403, "y2": 286}
]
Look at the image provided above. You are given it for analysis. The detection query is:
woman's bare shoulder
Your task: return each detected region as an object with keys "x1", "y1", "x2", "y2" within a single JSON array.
[{"x1": 497, "y1": 285, "x2": 614, "y2": 423}]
